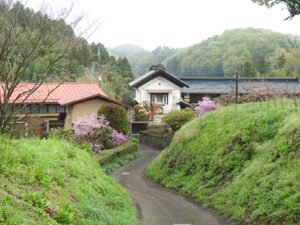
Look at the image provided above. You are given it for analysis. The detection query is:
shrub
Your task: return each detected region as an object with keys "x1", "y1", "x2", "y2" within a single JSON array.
[
  {"x1": 196, "y1": 97, "x2": 216, "y2": 115},
  {"x1": 133, "y1": 104, "x2": 150, "y2": 121},
  {"x1": 96, "y1": 139, "x2": 139, "y2": 173},
  {"x1": 46, "y1": 128, "x2": 74, "y2": 141},
  {"x1": 72, "y1": 114, "x2": 127, "y2": 152},
  {"x1": 146, "y1": 124, "x2": 173, "y2": 137},
  {"x1": 162, "y1": 108, "x2": 196, "y2": 131},
  {"x1": 133, "y1": 102, "x2": 163, "y2": 121},
  {"x1": 10, "y1": 116, "x2": 46, "y2": 138},
  {"x1": 98, "y1": 104, "x2": 128, "y2": 134}
]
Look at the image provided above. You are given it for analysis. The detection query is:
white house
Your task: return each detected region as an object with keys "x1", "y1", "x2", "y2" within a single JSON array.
[
  {"x1": 130, "y1": 65, "x2": 300, "y2": 114},
  {"x1": 129, "y1": 65, "x2": 189, "y2": 113}
]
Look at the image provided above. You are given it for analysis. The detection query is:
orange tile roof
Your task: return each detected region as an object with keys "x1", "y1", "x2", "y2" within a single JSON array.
[{"x1": 0, "y1": 82, "x2": 107, "y2": 104}]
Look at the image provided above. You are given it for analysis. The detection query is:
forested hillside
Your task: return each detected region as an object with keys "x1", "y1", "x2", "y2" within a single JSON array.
[
  {"x1": 113, "y1": 28, "x2": 300, "y2": 77},
  {"x1": 109, "y1": 44, "x2": 149, "y2": 58},
  {"x1": 4, "y1": 2, "x2": 134, "y2": 103}
]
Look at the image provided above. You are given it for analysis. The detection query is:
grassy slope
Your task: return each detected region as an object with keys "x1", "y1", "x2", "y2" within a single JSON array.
[
  {"x1": 0, "y1": 138, "x2": 137, "y2": 225},
  {"x1": 147, "y1": 99, "x2": 300, "y2": 225},
  {"x1": 96, "y1": 140, "x2": 140, "y2": 174}
]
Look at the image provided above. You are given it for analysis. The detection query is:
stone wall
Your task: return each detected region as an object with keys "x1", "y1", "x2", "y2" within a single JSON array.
[{"x1": 139, "y1": 131, "x2": 173, "y2": 150}]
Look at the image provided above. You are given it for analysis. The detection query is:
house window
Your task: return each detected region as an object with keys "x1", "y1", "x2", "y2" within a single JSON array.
[
  {"x1": 16, "y1": 104, "x2": 65, "y2": 114},
  {"x1": 48, "y1": 104, "x2": 57, "y2": 113},
  {"x1": 39, "y1": 105, "x2": 47, "y2": 114},
  {"x1": 151, "y1": 93, "x2": 168, "y2": 105},
  {"x1": 57, "y1": 105, "x2": 65, "y2": 113}
]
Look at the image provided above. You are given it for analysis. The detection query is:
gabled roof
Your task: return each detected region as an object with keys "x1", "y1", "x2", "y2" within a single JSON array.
[
  {"x1": 129, "y1": 69, "x2": 189, "y2": 88},
  {"x1": 180, "y1": 77, "x2": 300, "y2": 94},
  {"x1": 0, "y1": 82, "x2": 128, "y2": 108},
  {"x1": 58, "y1": 90, "x2": 130, "y2": 108}
]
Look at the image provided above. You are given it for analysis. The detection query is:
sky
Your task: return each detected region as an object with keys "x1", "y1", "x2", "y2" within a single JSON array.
[{"x1": 27, "y1": 0, "x2": 300, "y2": 50}]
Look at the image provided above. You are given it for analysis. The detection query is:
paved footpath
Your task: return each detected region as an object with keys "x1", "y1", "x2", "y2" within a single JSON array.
[{"x1": 111, "y1": 145, "x2": 228, "y2": 225}]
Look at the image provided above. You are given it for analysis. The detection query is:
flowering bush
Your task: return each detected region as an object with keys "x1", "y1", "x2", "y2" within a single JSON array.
[
  {"x1": 73, "y1": 114, "x2": 127, "y2": 153},
  {"x1": 133, "y1": 101, "x2": 163, "y2": 121},
  {"x1": 196, "y1": 97, "x2": 216, "y2": 116},
  {"x1": 112, "y1": 130, "x2": 127, "y2": 146}
]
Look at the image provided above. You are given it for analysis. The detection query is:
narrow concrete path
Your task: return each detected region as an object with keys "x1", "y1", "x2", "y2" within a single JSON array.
[{"x1": 111, "y1": 145, "x2": 227, "y2": 225}]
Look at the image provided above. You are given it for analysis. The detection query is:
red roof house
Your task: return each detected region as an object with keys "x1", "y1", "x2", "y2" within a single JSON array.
[{"x1": 1, "y1": 82, "x2": 129, "y2": 130}]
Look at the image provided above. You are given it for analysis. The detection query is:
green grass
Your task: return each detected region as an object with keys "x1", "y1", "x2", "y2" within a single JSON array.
[
  {"x1": 96, "y1": 140, "x2": 140, "y2": 174},
  {"x1": 147, "y1": 99, "x2": 300, "y2": 225},
  {"x1": 0, "y1": 137, "x2": 138, "y2": 225}
]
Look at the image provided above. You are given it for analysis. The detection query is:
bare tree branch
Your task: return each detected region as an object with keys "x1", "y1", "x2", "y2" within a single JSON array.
[{"x1": 0, "y1": 0, "x2": 95, "y2": 134}]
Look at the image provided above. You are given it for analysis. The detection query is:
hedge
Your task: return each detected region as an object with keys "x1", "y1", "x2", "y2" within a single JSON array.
[{"x1": 96, "y1": 139, "x2": 139, "y2": 173}]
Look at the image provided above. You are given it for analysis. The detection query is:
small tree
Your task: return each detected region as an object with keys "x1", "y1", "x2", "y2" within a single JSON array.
[
  {"x1": 73, "y1": 114, "x2": 127, "y2": 153},
  {"x1": 133, "y1": 104, "x2": 150, "y2": 121},
  {"x1": 98, "y1": 104, "x2": 129, "y2": 134},
  {"x1": 196, "y1": 97, "x2": 216, "y2": 116}
]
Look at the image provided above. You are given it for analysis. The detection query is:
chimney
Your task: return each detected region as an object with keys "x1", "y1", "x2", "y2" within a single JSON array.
[{"x1": 149, "y1": 64, "x2": 166, "y2": 71}]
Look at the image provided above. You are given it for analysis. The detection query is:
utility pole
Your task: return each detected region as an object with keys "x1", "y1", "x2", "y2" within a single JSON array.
[
  {"x1": 235, "y1": 73, "x2": 239, "y2": 104},
  {"x1": 97, "y1": 45, "x2": 102, "y2": 85}
]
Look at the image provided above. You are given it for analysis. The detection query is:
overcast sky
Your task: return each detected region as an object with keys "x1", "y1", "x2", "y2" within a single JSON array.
[{"x1": 27, "y1": 0, "x2": 300, "y2": 50}]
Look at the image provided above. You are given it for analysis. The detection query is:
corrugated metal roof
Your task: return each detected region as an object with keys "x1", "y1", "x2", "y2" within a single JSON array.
[
  {"x1": 58, "y1": 90, "x2": 130, "y2": 108},
  {"x1": 180, "y1": 77, "x2": 300, "y2": 94},
  {"x1": 0, "y1": 82, "x2": 107, "y2": 104}
]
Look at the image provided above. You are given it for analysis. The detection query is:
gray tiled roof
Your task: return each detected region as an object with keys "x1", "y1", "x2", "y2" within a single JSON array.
[
  {"x1": 180, "y1": 77, "x2": 300, "y2": 94},
  {"x1": 129, "y1": 69, "x2": 189, "y2": 88}
]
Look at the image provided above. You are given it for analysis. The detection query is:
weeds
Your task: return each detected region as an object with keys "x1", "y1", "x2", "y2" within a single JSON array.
[
  {"x1": 0, "y1": 138, "x2": 138, "y2": 225},
  {"x1": 147, "y1": 99, "x2": 300, "y2": 225}
]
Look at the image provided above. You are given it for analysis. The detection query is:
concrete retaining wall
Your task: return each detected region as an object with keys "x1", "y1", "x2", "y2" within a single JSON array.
[{"x1": 139, "y1": 131, "x2": 173, "y2": 150}]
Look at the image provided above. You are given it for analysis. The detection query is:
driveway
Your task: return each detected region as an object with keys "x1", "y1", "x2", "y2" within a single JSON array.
[{"x1": 111, "y1": 145, "x2": 228, "y2": 225}]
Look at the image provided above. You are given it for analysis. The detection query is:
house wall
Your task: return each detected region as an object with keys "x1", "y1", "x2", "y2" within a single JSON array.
[
  {"x1": 64, "y1": 98, "x2": 110, "y2": 128},
  {"x1": 134, "y1": 77, "x2": 181, "y2": 113}
]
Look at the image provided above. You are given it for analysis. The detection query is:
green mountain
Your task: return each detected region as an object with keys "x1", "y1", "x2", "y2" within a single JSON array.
[
  {"x1": 126, "y1": 28, "x2": 300, "y2": 77},
  {"x1": 108, "y1": 44, "x2": 149, "y2": 57}
]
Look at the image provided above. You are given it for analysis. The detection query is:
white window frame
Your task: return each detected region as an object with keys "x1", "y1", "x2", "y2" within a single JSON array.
[{"x1": 150, "y1": 93, "x2": 168, "y2": 105}]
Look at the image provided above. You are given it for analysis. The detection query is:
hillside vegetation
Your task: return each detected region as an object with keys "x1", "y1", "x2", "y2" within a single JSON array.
[
  {"x1": 2, "y1": 1, "x2": 134, "y2": 103},
  {"x1": 0, "y1": 137, "x2": 137, "y2": 225},
  {"x1": 147, "y1": 99, "x2": 300, "y2": 225},
  {"x1": 114, "y1": 28, "x2": 300, "y2": 77}
]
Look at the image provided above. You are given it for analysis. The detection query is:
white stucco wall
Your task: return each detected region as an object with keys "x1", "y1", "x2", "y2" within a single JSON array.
[{"x1": 134, "y1": 77, "x2": 181, "y2": 113}]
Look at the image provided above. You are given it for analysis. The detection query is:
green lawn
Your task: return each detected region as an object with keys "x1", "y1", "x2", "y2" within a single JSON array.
[
  {"x1": 147, "y1": 99, "x2": 300, "y2": 225},
  {"x1": 0, "y1": 137, "x2": 138, "y2": 225}
]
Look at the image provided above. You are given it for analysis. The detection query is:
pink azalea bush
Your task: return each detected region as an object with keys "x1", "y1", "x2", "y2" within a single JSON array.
[
  {"x1": 196, "y1": 97, "x2": 216, "y2": 116},
  {"x1": 73, "y1": 114, "x2": 109, "y2": 138},
  {"x1": 112, "y1": 130, "x2": 127, "y2": 146},
  {"x1": 73, "y1": 114, "x2": 127, "y2": 153}
]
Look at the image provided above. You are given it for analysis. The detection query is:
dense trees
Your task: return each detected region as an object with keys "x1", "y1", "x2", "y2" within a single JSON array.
[
  {"x1": 0, "y1": 0, "x2": 134, "y2": 133},
  {"x1": 252, "y1": 0, "x2": 300, "y2": 19},
  {"x1": 0, "y1": 0, "x2": 81, "y2": 133},
  {"x1": 0, "y1": 1, "x2": 134, "y2": 97},
  {"x1": 115, "y1": 28, "x2": 300, "y2": 78}
]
